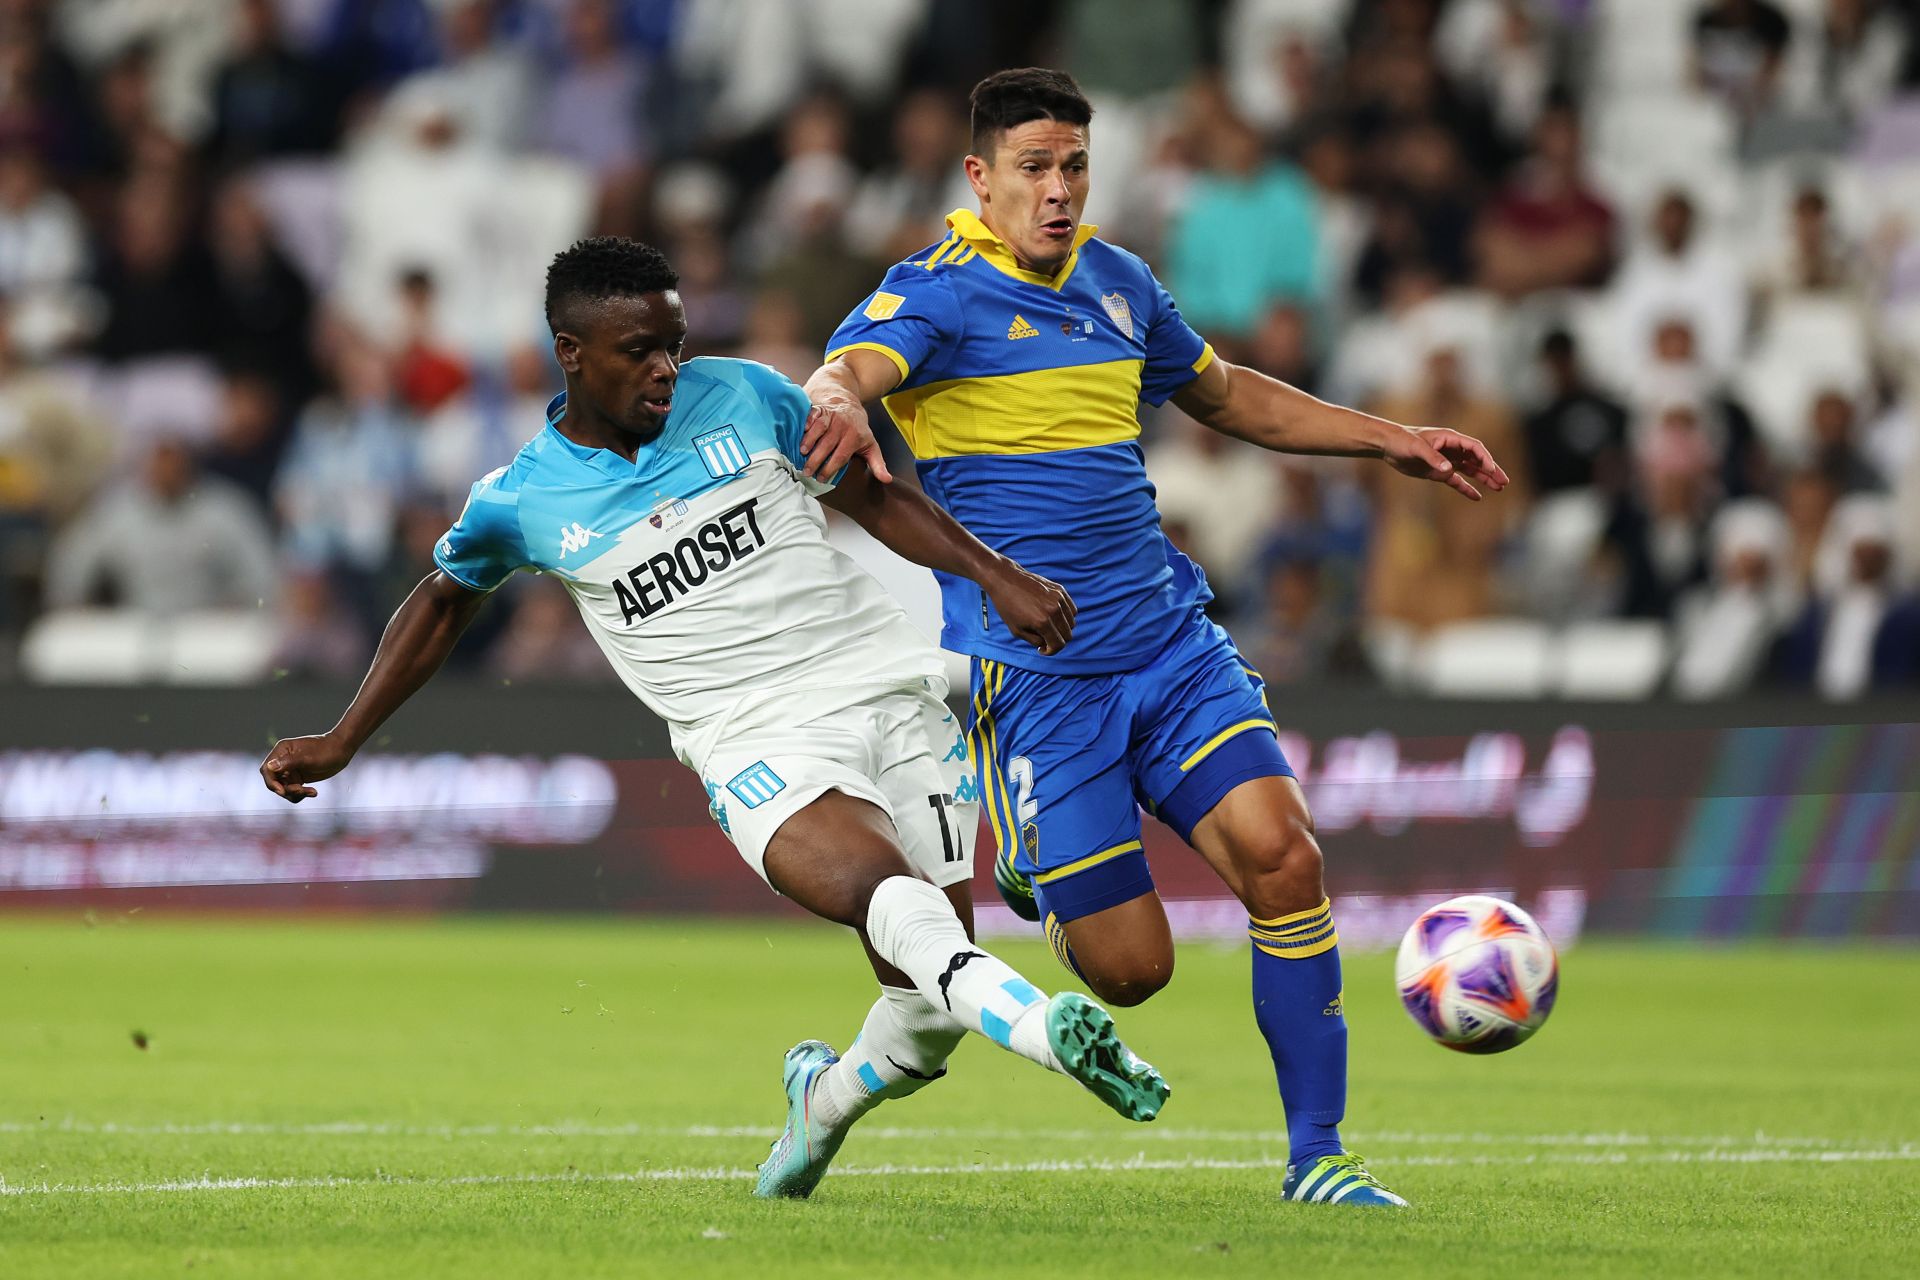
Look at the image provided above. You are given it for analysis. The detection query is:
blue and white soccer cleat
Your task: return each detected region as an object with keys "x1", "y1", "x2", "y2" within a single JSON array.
[
  {"x1": 1281, "y1": 1153, "x2": 1409, "y2": 1207},
  {"x1": 753, "y1": 1039, "x2": 848, "y2": 1199},
  {"x1": 1044, "y1": 992, "x2": 1169, "y2": 1122}
]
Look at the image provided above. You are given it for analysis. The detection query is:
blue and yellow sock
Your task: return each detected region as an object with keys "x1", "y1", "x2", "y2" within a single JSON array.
[{"x1": 1249, "y1": 898, "x2": 1348, "y2": 1166}]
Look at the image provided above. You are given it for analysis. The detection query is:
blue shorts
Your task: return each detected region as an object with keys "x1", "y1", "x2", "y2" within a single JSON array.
[{"x1": 966, "y1": 611, "x2": 1293, "y2": 924}]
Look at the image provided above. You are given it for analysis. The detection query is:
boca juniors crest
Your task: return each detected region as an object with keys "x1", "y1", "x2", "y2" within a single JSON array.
[
  {"x1": 647, "y1": 498, "x2": 689, "y2": 530},
  {"x1": 1100, "y1": 292, "x2": 1133, "y2": 339}
]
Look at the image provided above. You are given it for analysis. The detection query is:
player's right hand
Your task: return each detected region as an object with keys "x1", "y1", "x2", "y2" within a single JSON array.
[
  {"x1": 800, "y1": 399, "x2": 893, "y2": 484},
  {"x1": 985, "y1": 562, "x2": 1077, "y2": 656},
  {"x1": 260, "y1": 734, "x2": 353, "y2": 803}
]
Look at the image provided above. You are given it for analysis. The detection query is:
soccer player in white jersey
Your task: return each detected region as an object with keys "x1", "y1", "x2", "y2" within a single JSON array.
[{"x1": 258, "y1": 238, "x2": 1169, "y2": 1200}]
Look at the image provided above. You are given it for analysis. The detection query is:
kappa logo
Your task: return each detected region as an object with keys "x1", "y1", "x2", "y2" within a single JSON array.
[
  {"x1": 936, "y1": 950, "x2": 987, "y2": 1011},
  {"x1": 557, "y1": 522, "x2": 601, "y2": 559},
  {"x1": 954, "y1": 774, "x2": 981, "y2": 804},
  {"x1": 886, "y1": 1055, "x2": 947, "y2": 1082},
  {"x1": 864, "y1": 290, "x2": 905, "y2": 321},
  {"x1": 1006, "y1": 314, "x2": 1039, "y2": 340},
  {"x1": 702, "y1": 779, "x2": 731, "y2": 836}
]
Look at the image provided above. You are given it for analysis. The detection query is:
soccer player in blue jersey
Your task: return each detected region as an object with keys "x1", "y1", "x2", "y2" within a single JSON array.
[
  {"x1": 808, "y1": 69, "x2": 1511, "y2": 1207},
  {"x1": 258, "y1": 237, "x2": 1169, "y2": 1200}
]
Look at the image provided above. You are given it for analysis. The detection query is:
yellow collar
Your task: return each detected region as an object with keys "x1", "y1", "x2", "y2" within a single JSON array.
[{"x1": 946, "y1": 208, "x2": 1097, "y2": 290}]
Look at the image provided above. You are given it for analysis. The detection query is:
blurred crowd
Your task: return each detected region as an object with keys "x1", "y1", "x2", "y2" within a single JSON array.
[{"x1": 4, "y1": 0, "x2": 1920, "y2": 701}]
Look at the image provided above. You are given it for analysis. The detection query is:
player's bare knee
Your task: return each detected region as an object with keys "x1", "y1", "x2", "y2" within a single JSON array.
[
  {"x1": 1081, "y1": 948, "x2": 1173, "y2": 1007},
  {"x1": 1235, "y1": 825, "x2": 1325, "y2": 920},
  {"x1": 1088, "y1": 968, "x2": 1171, "y2": 1008}
]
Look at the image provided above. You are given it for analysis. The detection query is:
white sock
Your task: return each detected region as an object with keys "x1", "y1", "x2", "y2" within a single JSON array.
[
  {"x1": 864, "y1": 876, "x2": 1062, "y2": 1073},
  {"x1": 812, "y1": 986, "x2": 966, "y2": 1132}
]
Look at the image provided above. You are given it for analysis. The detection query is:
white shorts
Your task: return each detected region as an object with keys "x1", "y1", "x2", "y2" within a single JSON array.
[{"x1": 696, "y1": 685, "x2": 978, "y2": 890}]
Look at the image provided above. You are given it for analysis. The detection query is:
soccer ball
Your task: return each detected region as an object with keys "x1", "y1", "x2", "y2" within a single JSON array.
[{"x1": 1394, "y1": 895, "x2": 1558, "y2": 1054}]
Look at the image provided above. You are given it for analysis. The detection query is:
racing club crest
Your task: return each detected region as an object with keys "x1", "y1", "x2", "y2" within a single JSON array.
[
  {"x1": 1100, "y1": 292, "x2": 1133, "y2": 339},
  {"x1": 694, "y1": 425, "x2": 751, "y2": 479}
]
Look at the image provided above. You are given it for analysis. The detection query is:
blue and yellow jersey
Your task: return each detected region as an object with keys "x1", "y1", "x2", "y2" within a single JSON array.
[{"x1": 826, "y1": 208, "x2": 1218, "y2": 675}]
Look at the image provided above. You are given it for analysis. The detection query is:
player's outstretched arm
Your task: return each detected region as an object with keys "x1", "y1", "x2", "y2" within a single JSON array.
[
  {"x1": 259, "y1": 571, "x2": 490, "y2": 803},
  {"x1": 819, "y1": 459, "x2": 1078, "y2": 656},
  {"x1": 799, "y1": 349, "x2": 904, "y2": 485},
  {"x1": 1170, "y1": 355, "x2": 1511, "y2": 502}
]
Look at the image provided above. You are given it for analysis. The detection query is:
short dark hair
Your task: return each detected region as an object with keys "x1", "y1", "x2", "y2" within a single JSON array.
[
  {"x1": 544, "y1": 236, "x2": 679, "y2": 333},
  {"x1": 969, "y1": 67, "x2": 1093, "y2": 158}
]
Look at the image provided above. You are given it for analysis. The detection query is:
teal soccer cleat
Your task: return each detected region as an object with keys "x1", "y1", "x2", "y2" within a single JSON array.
[
  {"x1": 1044, "y1": 992, "x2": 1169, "y2": 1122},
  {"x1": 994, "y1": 847, "x2": 1041, "y2": 922},
  {"x1": 753, "y1": 1040, "x2": 848, "y2": 1199},
  {"x1": 1281, "y1": 1153, "x2": 1409, "y2": 1207}
]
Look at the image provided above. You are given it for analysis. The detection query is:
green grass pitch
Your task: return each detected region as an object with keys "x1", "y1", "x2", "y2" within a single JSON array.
[{"x1": 2, "y1": 916, "x2": 1915, "y2": 1278}]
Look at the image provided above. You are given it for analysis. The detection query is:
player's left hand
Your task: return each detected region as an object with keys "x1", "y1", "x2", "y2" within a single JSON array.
[
  {"x1": 800, "y1": 400, "x2": 893, "y2": 485},
  {"x1": 1383, "y1": 425, "x2": 1510, "y2": 501},
  {"x1": 985, "y1": 560, "x2": 1077, "y2": 656}
]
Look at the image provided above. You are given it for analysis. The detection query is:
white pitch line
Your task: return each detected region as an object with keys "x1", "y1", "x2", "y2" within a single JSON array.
[
  {"x1": 0, "y1": 1120, "x2": 1896, "y2": 1151},
  {"x1": 3, "y1": 1148, "x2": 1918, "y2": 1199}
]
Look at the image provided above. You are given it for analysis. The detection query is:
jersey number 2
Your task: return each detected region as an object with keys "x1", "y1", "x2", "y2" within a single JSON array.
[{"x1": 1010, "y1": 756, "x2": 1038, "y2": 823}]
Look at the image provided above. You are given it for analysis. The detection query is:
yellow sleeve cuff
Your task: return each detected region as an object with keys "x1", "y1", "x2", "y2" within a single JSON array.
[
  {"x1": 826, "y1": 342, "x2": 911, "y2": 384},
  {"x1": 1191, "y1": 342, "x2": 1217, "y2": 375}
]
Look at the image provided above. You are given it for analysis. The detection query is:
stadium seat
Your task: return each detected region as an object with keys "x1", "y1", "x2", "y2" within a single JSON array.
[
  {"x1": 251, "y1": 158, "x2": 346, "y2": 289},
  {"x1": 1852, "y1": 159, "x2": 1920, "y2": 241},
  {"x1": 21, "y1": 609, "x2": 279, "y2": 685},
  {"x1": 163, "y1": 611, "x2": 278, "y2": 685},
  {"x1": 20, "y1": 609, "x2": 157, "y2": 684},
  {"x1": 1592, "y1": 93, "x2": 1739, "y2": 196},
  {"x1": 1591, "y1": 0, "x2": 1698, "y2": 96},
  {"x1": 1555, "y1": 620, "x2": 1671, "y2": 699},
  {"x1": 1361, "y1": 619, "x2": 1421, "y2": 690},
  {"x1": 1521, "y1": 489, "x2": 1611, "y2": 624},
  {"x1": 1734, "y1": 295, "x2": 1873, "y2": 454},
  {"x1": 1401, "y1": 290, "x2": 1507, "y2": 397},
  {"x1": 1854, "y1": 99, "x2": 1920, "y2": 164},
  {"x1": 104, "y1": 357, "x2": 225, "y2": 446},
  {"x1": 1412, "y1": 619, "x2": 1555, "y2": 698},
  {"x1": 1767, "y1": 0, "x2": 1834, "y2": 25},
  {"x1": 1734, "y1": 158, "x2": 1873, "y2": 262}
]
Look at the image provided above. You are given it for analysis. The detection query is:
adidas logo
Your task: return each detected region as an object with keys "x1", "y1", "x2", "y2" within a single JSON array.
[{"x1": 1007, "y1": 314, "x2": 1039, "y2": 340}]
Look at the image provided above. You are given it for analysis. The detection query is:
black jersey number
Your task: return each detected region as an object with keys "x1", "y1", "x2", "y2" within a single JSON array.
[{"x1": 927, "y1": 792, "x2": 963, "y2": 863}]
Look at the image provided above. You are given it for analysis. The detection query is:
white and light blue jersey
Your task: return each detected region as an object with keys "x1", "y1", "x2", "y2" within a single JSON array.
[{"x1": 433, "y1": 357, "x2": 942, "y2": 761}]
